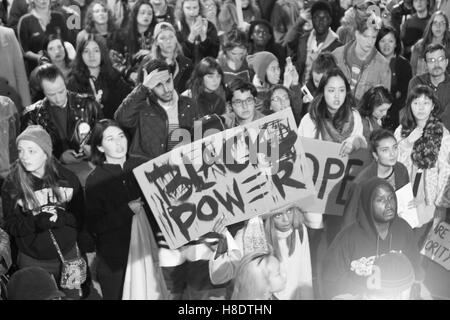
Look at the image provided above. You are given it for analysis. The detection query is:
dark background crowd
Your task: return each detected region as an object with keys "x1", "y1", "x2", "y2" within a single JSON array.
[{"x1": 0, "y1": 0, "x2": 450, "y2": 300}]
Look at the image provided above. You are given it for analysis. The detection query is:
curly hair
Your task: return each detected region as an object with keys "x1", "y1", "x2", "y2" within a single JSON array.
[
  {"x1": 70, "y1": 34, "x2": 116, "y2": 88},
  {"x1": 309, "y1": 67, "x2": 357, "y2": 137},
  {"x1": 400, "y1": 85, "x2": 444, "y2": 169},
  {"x1": 83, "y1": 0, "x2": 117, "y2": 34}
]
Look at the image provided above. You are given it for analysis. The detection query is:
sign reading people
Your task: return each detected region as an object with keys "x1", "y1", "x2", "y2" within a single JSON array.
[
  {"x1": 421, "y1": 221, "x2": 450, "y2": 271},
  {"x1": 300, "y1": 138, "x2": 372, "y2": 215},
  {"x1": 134, "y1": 109, "x2": 316, "y2": 249}
]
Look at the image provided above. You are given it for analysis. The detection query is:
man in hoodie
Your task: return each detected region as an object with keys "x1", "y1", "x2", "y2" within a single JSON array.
[{"x1": 320, "y1": 177, "x2": 422, "y2": 299}]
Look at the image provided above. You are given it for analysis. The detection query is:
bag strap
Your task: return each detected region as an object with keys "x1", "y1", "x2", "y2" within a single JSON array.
[
  {"x1": 49, "y1": 230, "x2": 81, "y2": 263},
  {"x1": 49, "y1": 230, "x2": 66, "y2": 263}
]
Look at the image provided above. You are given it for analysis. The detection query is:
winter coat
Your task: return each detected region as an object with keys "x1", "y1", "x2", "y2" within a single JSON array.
[
  {"x1": 21, "y1": 91, "x2": 103, "y2": 159},
  {"x1": 114, "y1": 85, "x2": 198, "y2": 159}
]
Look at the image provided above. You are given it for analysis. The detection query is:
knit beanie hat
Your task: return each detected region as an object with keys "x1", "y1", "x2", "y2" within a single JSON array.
[
  {"x1": 246, "y1": 51, "x2": 277, "y2": 83},
  {"x1": 7, "y1": 267, "x2": 65, "y2": 300},
  {"x1": 153, "y1": 22, "x2": 176, "y2": 40},
  {"x1": 368, "y1": 252, "x2": 415, "y2": 293},
  {"x1": 17, "y1": 125, "x2": 53, "y2": 157}
]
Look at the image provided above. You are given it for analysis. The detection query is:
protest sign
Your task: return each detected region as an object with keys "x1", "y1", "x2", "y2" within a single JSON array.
[
  {"x1": 421, "y1": 221, "x2": 450, "y2": 270},
  {"x1": 134, "y1": 109, "x2": 316, "y2": 249},
  {"x1": 395, "y1": 183, "x2": 419, "y2": 228},
  {"x1": 301, "y1": 138, "x2": 372, "y2": 215}
]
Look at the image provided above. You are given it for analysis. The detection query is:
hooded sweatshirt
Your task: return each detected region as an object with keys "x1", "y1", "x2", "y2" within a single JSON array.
[{"x1": 321, "y1": 178, "x2": 421, "y2": 299}]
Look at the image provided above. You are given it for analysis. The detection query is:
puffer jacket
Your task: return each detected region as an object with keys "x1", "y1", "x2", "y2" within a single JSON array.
[
  {"x1": 21, "y1": 91, "x2": 103, "y2": 159},
  {"x1": 114, "y1": 85, "x2": 198, "y2": 160}
]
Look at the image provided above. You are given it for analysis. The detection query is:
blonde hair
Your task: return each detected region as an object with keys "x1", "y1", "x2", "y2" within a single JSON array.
[{"x1": 231, "y1": 248, "x2": 278, "y2": 300}]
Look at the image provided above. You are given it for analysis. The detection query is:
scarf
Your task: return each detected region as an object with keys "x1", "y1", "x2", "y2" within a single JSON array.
[
  {"x1": 320, "y1": 111, "x2": 355, "y2": 143},
  {"x1": 410, "y1": 114, "x2": 444, "y2": 169}
]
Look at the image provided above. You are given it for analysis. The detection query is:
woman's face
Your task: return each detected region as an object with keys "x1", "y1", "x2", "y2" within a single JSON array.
[
  {"x1": 33, "y1": 0, "x2": 50, "y2": 10},
  {"x1": 378, "y1": 32, "x2": 396, "y2": 58},
  {"x1": 18, "y1": 140, "x2": 48, "y2": 177},
  {"x1": 226, "y1": 46, "x2": 247, "y2": 65},
  {"x1": 373, "y1": 102, "x2": 391, "y2": 121},
  {"x1": 373, "y1": 136, "x2": 398, "y2": 168},
  {"x1": 265, "y1": 256, "x2": 287, "y2": 294},
  {"x1": 46, "y1": 39, "x2": 65, "y2": 63},
  {"x1": 92, "y1": 3, "x2": 108, "y2": 25},
  {"x1": 411, "y1": 94, "x2": 434, "y2": 123},
  {"x1": 324, "y1": 76, "x2": 346, "y2": 113},
  {"x1": 157, "y1": 29, "x2": 177, "y2": 53},
  {"x1": 241, "y1": 0, "x2": 250, "y2": 8},
  {"x1": 137, "y1": 4, "x2": 153, "y2": 28},
  {"x1": 270, "y1": 88, "x2": 291, "y2": 112},
  {"x1": 183, "y1": 0, "x2": 200, "y2": 20},
  {"x1": 266, "y1": 60, "x2": 280, "y2": 85},
  {"x1": 82, "y1": 40, "x2": 102, "y2": 69},
  {"x1": 432, "y1": 15, "x2": 447, "y2": 39},
  {"x1": 273, "y1": 207, "x2": 294, "y2": 232},
  {"x1": 203, "y1": 70, "x2": 222, "y2": 92},
  {"x1": 98, "y1": 126, "x2": 128, "y2": 161}
]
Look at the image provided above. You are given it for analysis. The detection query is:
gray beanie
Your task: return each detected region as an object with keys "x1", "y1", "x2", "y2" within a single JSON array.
[{"x1": 16, "y1": 125, "x2": 53, "y2": 157}]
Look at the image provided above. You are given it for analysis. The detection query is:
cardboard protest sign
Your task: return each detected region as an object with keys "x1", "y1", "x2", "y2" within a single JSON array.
[
  {"x1": 300, "y1": 138, "x2": 372, "y2": 215},
  {"x1": 421, "y1": 221, "x2": 450, "y2": 271},
  {"x1": 134, "y1": 109, "x2": 316, "y2": 249}
]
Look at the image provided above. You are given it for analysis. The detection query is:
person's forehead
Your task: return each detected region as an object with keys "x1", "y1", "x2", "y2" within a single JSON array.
[
  {"x1": 374, "y1": 184, "x2": 393, "y2": 196},
  {"x1": 426, "y1": 49, "x2": 446, "y2": 58},
  {"x1": 376, "y1": 136, "x2": 396, "y2": 148},
  {"x1": 272, "y1": 88, "x2": 289, "y2": 97},
  {"x1": 254, "y1": 24, "x2": 269, "y2": 32},
  {"x1": 232, "y1": 90, "x2": 252, "y2": 99},
  {"x1": 42, "y1": 77, "x2": 65, "y2": 91},
  {"x1": 313, "y1": 10, "x2": 330, "y2": 18}
]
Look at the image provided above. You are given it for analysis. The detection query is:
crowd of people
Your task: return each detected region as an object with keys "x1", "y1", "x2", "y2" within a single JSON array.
[{"x1": 0, "y1": 0, "x2": 450, "y2": 300}]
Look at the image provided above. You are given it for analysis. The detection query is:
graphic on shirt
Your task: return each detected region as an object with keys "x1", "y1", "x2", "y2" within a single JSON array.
[{"x1": 17, "y1": 187, "x2": 74, "y2": 216}]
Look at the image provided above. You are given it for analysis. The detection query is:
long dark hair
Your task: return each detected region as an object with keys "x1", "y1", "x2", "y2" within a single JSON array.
[
  {"x1": 71, "y1": 34, "x2": 117, "y2": 88},
  {"x1": 376, "y1": 26, "x2": 402, "y2": 57},
  {"x1": 309, "y1": 67, "x2": 357, "y2": 136},
  {"x1": 42, "y1": 33, "x2": 72, "y2": 69},
  {"x1": 418, "y1": 11, "x2": 450, "y2": 57},
  {"x1": 90, "y1": 119, "x2": 128, "y2": 165},
  {"x1": 358, "y1": 85, "x2": 393, "y2": 118},
  {"x1": 400, "y1": 85, "x2": 443, "y2": 137},
  {"x1": 127, "y1": 0, "x2": 157, "y2": 57},
  {"x1": 187, "y1": 57, "x2": 225, "y2": 101},
  {"x1": 84, "y1": 0, "x2": 117, "y2": 34}
]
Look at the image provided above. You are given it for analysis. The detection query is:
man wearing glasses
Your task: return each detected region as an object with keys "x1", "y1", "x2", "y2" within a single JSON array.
[
  {"x1": 408, "y1": 43, "x2": 450, "y2": 130},
  {"x1": 222, "y1": 78, "x2": 265, "y2": 128}
]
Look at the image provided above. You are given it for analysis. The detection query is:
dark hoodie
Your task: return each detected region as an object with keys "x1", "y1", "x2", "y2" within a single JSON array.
[{"x1": 320, "y1": 177, "x2": 421, "y2": 299}]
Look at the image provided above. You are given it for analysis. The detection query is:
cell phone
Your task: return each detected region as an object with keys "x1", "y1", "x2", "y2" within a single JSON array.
[{"x1": 301, "y1": 85, "x2": 314, "y2": 101}]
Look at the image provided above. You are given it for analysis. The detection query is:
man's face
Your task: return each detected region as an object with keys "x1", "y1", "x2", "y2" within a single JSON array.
[
  {"x1": 312, "y1": 10, "x2": 331, "y2": 35},
  {"x1": 355, "y1": 28, "x2": 378, "y2": 54},
  {"x1": 231, "y1": 90, "x2": 255, "y2": 122},
  {"x1": 426, "y1": 49, "x2": 448, "y2": 77},
  {"x1": 152, "y1": 72, "x2": 174, "y2": 102},
  {"x1": 41, "y1": 76, "x2": 68, "y2": 108},
  {"x1": 251, "y1": 24, "x2": 271, "y2": 47},
  {"x1": 371, "y1": 185, "x2": 397, "y2": 224}
]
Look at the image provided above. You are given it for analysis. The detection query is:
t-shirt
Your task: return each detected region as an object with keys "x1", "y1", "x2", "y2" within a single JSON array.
[
  {"x1": 159, "y1": 99, "x2": 180, "y2": 151},
  {"x1": 49, "y1": 104, "x2": 68, "y2": 142}
]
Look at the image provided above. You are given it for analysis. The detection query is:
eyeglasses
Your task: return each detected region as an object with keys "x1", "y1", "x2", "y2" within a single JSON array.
[
  {"x1": 253, "y1": 29, "x2": 269, "y2": 36},
  {"x1": 232, "y1": 97, "x2": 255, "y2": 108},
  {"x1": 271, "y1": 95, "x2": 290, "y2": 104},
  {"x1": 432, "y1": 21, "x2": 446, "y2": 27},
  {"x1": 426, "y1": 56, "x2": 447, "y2": 64}
]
